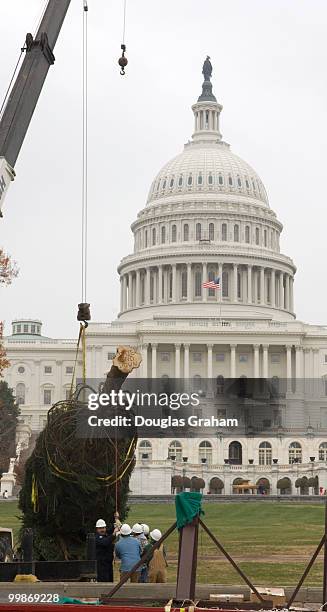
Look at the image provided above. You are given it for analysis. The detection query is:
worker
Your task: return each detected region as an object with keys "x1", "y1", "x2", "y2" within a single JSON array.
[
  {"x1": 95, "y1": 519, "x2": 115, "y2": 582},
  {"x1": 144, "y1": 529, "x2": 168, "y2": 583},
  {"x1": 115, "y1": 523, "x2": 141, "y2": 582},
  {"x1": 132, "y1": 523, "x2": 148, "y2": 583}
]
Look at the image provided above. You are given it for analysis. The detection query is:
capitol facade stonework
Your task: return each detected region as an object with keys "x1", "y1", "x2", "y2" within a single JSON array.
[{"x1": 3, "y1": 62, "x2": 327, "y2": 497}]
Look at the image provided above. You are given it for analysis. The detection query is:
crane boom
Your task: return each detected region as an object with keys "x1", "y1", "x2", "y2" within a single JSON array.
[{"x1": 0, "y1": 0, "x2": 72, "y2": 216}]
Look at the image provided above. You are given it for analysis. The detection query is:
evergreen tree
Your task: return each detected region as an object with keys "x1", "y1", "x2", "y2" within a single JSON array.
[{"x1": 0, "y1": 381, "x2": 19, "y2": 474}]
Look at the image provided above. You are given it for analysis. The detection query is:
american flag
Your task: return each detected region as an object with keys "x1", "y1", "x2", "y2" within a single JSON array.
[{"x1": 202, "y1": 277, "x2": 220, "y2": 290}]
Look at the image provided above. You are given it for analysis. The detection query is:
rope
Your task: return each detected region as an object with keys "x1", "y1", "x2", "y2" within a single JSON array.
[
  {"x1": 122, "y1": 0, "x2": 127, "y2": 44},
  {"x1": 81, "y1": 0, "x2": 89, "y2": 303},
  {"x1": 69, "y1": 323, "x2": 84, "y2": 397},
  {"x1": 0, "y1": 50, "x2": 24, "y2": 120}
]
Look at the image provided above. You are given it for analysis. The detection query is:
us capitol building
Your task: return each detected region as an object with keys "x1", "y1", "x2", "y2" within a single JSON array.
[{"x1": 3, "y1": 59, "x2": 327, "y2": 497}]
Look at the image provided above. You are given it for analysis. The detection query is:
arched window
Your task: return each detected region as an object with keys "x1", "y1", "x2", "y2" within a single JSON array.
[
  {"x1": 195, "y1": 270, "x2": 202, "y2": 297},
  {"x1": 264, "y1": 229, "x2": 267, "y2": 247},
  {"x1": 222, "y1": 223, "x2": 227, "y2": 241},
  {"x1": 152, "y1": 227, "x2": 156, "y2": 246},
  {"x1": 139, "y1": 440, "x2": 152, "y2": 461},
  {"x1": 196, "y1": 223, "x2": 201, "y2": 240},
  {"x1": 181, "y1": 269, "x2": 187, "y2": 298},
  {"x1": 198, "y1": 173, "x2": 203, "y2": 185},
  {"x1": 245, "y1": 178, "x2": 250, "y2": 189},
  {"x1": 168, "y1": 440, "x2": 182, "y2": 461},
  {"x1": 319, "y1": 442, "x2": 327, "y2": 461},
  {"x1": 218, "y1": 174, "x2": 223, "y2": 185},
  {"x1": 16, "y1": 383, "x2": 25, "y2": 405},
  {"x1": 171, "y1": 224, "x2": 177, "y2": 243},
  {"x1": 178, "y1": 175, "x2": 183, "y2": 187},
  {"x1": 162, "y1": 179, "x2": 166, "y2": 189},
  {"x1": 289, "y1": 442, "x2": 302, "y2": 464},
  {"x1": 209, "y1": 223, "x2": 214, "y2": 241},
  {"x1": 229, "y1": 441, "x2": 242, "y2": 465},
  {"x1": 145, "y1": 230, "x2": 148, "y2": 248},
  {"x1": 161, "y1": 226, "x2": 166, "y2": 244},
  {"x1": 150, "y1": 274, "x2": 154, "y2": 302},
  {"x1": 255, "y1": 227, "x2": 260, "y2": 245},
  {"x1": 245, "y1": 226, "x2": 250, "y2": 243},
  {"x1": 169, "y1": 178, "x2": 174, "y2": 188},
  {"x1": 141, "y1": 276, "x2": 145, "y2": 303},
  {"x1": 208, "y1": 173, "x2": 213, "y2": 185},
  {"x1": 228, "y1": 176, "x2": 233, "y2": 186},
  {"x1": 222, "y1": 270, "x2": 229, "y2": 297},
  {"x1": 237, "y1": 272, "x2": 241, "y2": 299},
  {"x1": 234, "y1": 224, "x2": 239, "y2": 242},
  {"x1": 199, "y1": 441, "x2": 212, "y2": 464},
  {"x1": 259, "y1": 441, "x2": 272, "y2": 465},
  {"x1": 183, "y1": 224, "x2": 189, "y2": 242},
  {"x1": 237, "y1": 177, "x2": 242, "y2": 187},
  {"x1": 187, "y1": 174, "x2": 193, "y2": 186}
]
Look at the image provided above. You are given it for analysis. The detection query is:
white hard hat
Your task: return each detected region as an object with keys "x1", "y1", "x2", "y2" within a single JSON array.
[
  {"x1": 120, "y1": 523, "x2": 132, "y2": 536},
  {"x1": 132, "y1": 523, "x2": 143, "y2": 534},
  {"x1": 141, "y1": 523, "x2": 150, "y2": 535},
  {"x1": 150, "y1": 528, "x2": 162, "y2": 542},
  {"x1": 96, "y1": 519, "x2": 106, "y2": 528}
]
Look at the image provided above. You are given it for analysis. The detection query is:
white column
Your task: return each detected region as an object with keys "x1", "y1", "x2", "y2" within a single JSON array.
[
  {"x1": 254, "y1": 268, "x2": 258, "y2": 303},
  {"x1": 172, "y1": 264, "x2": 177, "y2": 303},
  {"x1": 175, "y1": 343, "x2": 181, "y2": 378},
  {"x1": 285, "y1": 274, "x2": 290, "y2": 310},
  {"x1": 123, "y1": 275, "x2": 128, "y2": 310},
  {"x1": 218, "y1": 263, "x2": 223, "y2": 302},
  {"x1": 128, "y1": 272, "x2": 133, "y2": 308},
  {"x1": 184, "y1": 343, "x2": 190, "y2": 379},
  {"x1": 247, "y1": 265, "x2": 252, "y2": 304},
  {"x1": 158, "y1": 265, "x2": 163, "y2": 303},
  {"x1": 136, "y1": 269, "x2": 141, "y2": 307},
  {"x1": 141, "y1": 344, "x2": 148, "y2": 377},
  {"x1": 120, "y1": 277, "x2": 124, "y2": 311},
  {"x1": 271, "y1": 269, "x2": 275, "y2": 307},
  {"x1": 202, "y1": 262, "x2": 207, "y2": 302},
  {"x1": 263, "y1": 344, "x2": 269, "y2": 379},
  {"x1": 187, "y1": 263, "x2": 192, "y2": 302},
  {"x1": 230, "y1": 345, "x2": 236, "y2": 378},
  {"x1": 279, "y1": 272, "x2": 284, "y2": 308},
  {"x1": 145, "y1": 268, "x2": 151, "y2": 305},
  {"x1": 290, "y1": 276, "x2": 294, "y2": 312},
  {"x1": 254, "y1": 344, "x2": 260, "y2": 378},
  {"x1": 233, "y1": 263, "x2": 238, "y2": 302},
  {"x1": 207, "y1": 343, "x2": 213, "y2": 379},
  {"x1": 151, "y1": 343, "x2": 157, "y2": 378},
  {"x1": 286, "y1": 345, "x2": 292, "y2": 379},
  {"x1": 260, "y1": 267, "x2": 265, "y2": 304},
  {"x1": 295, "y1": 346, "x2": 304, "y2": 378}
]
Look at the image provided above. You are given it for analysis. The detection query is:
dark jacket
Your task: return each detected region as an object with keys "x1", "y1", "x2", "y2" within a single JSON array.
[{"x1": 95, "y1": 532, "x2": 115, "y2": 562}]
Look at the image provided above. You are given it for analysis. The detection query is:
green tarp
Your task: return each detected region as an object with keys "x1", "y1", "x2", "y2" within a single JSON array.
[{"x1": 175, "y1": 491, "x2": 204, "y2": 529}]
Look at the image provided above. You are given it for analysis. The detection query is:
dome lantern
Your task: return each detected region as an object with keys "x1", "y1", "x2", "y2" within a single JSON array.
[{"x1": 191, "y1": 56, "x2": 223, "y2": 143}]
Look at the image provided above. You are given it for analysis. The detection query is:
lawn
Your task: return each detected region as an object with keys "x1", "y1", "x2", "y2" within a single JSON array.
[{"x1": 0, "y1": 500, "x2": 325, "y2": 585}]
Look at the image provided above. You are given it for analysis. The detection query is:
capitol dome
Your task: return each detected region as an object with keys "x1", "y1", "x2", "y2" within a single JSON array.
[
  {"x1": 146, "y1": 143, "x2": 269, "y2": 208},
  {"x1": 118, "y1": 57, "x2": 296, "y2": 323}
]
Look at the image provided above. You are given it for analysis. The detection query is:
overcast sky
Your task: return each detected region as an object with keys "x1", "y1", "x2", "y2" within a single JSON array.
[{"x1": 0, "y1": 0, "x2": 326, "y2": 339}]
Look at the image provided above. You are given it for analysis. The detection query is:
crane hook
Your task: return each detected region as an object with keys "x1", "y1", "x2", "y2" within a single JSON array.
[{"x1": 118, "y1": 44, "x2": 128, "y2": 76}]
